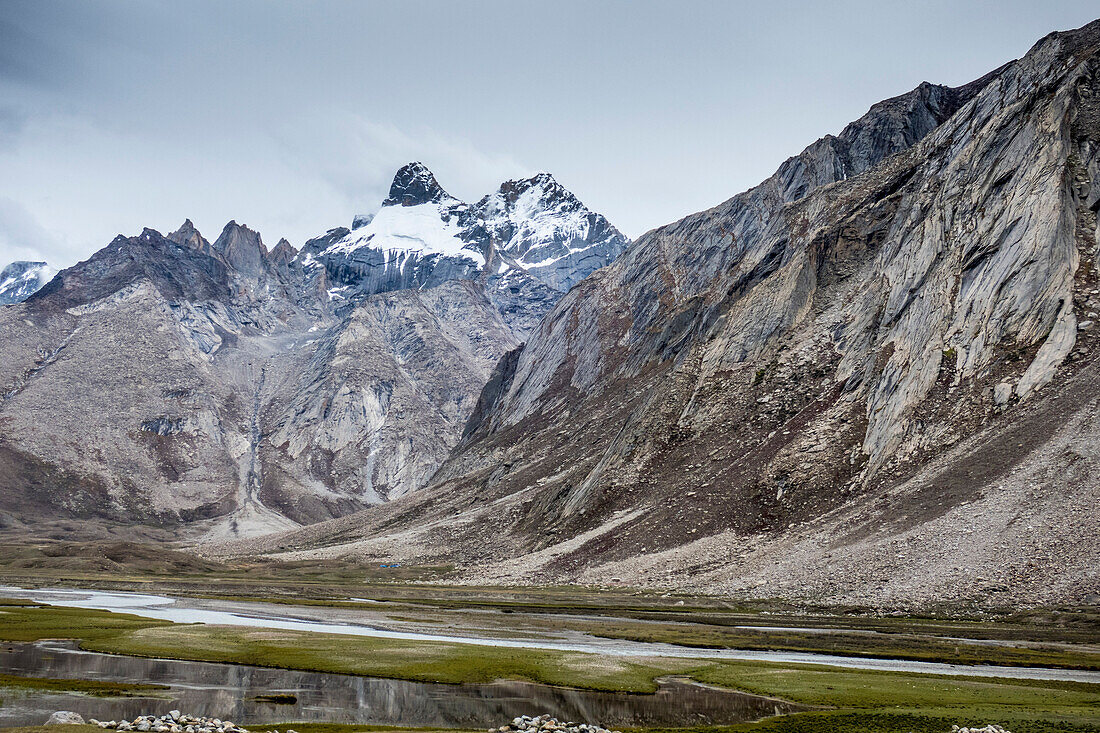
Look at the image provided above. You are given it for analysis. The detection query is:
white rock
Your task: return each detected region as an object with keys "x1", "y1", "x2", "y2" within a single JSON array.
[{"x1": 47, "y1": 712, "x2": 86, "y2": 725}]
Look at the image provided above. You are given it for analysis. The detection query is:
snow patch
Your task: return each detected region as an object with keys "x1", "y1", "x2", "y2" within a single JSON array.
[{"x1": 323, "y1": 202, "x2": 484, "y2": 266}]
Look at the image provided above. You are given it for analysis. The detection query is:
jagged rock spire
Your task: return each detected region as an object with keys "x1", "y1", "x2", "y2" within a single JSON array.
[
  {"x1": 383, "y1": 162, "x2": 452, "y2": 207},
  {"x1": 270, "y1": 237, "x2": 298, "y2": 266},
  {"x1": 168, "y1": 219, "x2": 211, "y2": 251},
  {"x1": 213, "y1": 220, "x2": 269, "y2": 277}
]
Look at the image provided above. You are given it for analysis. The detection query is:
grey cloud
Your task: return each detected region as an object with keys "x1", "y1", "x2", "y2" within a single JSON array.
[{"x1": 0, "y1": 19, "x2": 51, "y2": 85}]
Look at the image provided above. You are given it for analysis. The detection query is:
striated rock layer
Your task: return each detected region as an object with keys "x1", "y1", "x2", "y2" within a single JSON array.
[{"x1": 236, "y1": 20, "x2": 1100, "y2": 608}]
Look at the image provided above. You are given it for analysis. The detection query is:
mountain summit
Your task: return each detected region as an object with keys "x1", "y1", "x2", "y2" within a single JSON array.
[
  {"x1": 383, "y1": 161, "x2": 453, "y2": 207},
  {"x1": 300, "y1": 163, "x2": 629, "y2": 335}
]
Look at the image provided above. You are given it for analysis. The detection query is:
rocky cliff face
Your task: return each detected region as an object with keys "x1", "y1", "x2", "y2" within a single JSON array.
[
  {"x1": 242, "y1": 20, "x2": 1100, "y2": 608},
  {"x1": 0, "y1": 261, "x2": 54, "y2": 304},
  {"x1": 0, "y1": 164, "x2": 628, "y2": 539},
  {"x1": 263, "y1": 279, "x2": 519, "y2": 509}
]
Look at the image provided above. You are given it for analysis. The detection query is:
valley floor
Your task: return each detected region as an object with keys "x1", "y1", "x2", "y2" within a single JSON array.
[{"x1": 0, "y1": 553, "x2": 1097, "y2": 733}]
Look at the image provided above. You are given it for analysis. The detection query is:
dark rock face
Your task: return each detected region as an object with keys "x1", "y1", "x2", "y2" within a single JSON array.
[
  {"x1": 212, "y1": 221, "x2": 269, "y2": 280},
  {"x1": 383, "y1": 161, "x2": 452, "y2": 207},
  {"x1": 270, "y1": 238, "x2": 297, "y2": 264},
  {"x1": 167, "y1": 219, "x2": 212, "y2": 254},
  {"x1": 250, "y1": 20, "x2": 1100, "y2": 609},
  {"x1": 484, "y1": 268, "x2": 563, "y2": 338},
  {"x1": 0, "y1": 261, "x2": 53, "y2": 305},
  {"x1": 28, "y1": 229, "x2": 231, "y2": 311},
  {"x1": 304, "y1": 240, "x2": 482, "y2": 303}
]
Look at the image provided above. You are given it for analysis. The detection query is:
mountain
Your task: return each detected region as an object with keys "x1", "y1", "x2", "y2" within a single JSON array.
[
  {"x1": 0, "y1": 261, "x2": 54, "y2": 304},
  {"x1": 1, "y1": 226, "x2": 318, "y2": 539},
  {"x1": 475, "y1": 172, "x2": 629, "y2": 292},
  {"x1": 301, "y1": 162, "x2": 629, "y2": 336},
  {"x1": 301, "y1": 165, "x2": 484, "y2": 300},
  {"x1": 236, "y1": 20, "x2": 1100, "y2": 608},
  {"x1": 0, "y1": 167, "x2": 627, "y2": 539}
]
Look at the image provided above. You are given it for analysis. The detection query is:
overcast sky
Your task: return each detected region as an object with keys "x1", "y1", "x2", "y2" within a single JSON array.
[{"x1": 1, "y1": 1, "x2": 1097, "y2": 268}]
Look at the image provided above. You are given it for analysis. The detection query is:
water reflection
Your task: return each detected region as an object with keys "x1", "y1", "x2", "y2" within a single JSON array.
[{"x1": 0, "y1": 642, "x2": 805, "y2": 728}]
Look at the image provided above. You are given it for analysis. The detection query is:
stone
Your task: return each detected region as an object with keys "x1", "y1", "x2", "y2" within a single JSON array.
[{"x1": 46, "y1": 712, "x2": 85, "y2": 725}]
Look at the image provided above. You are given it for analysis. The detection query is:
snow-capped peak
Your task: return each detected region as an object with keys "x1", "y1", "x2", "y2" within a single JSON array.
[
  {"x1": 323, "y1": 199, "x2": 483, "y2": 264},
  {"x1": 476, "y1": 172, "x2": 587, "y2": 238},
  {"x1": 472, "y1": 173, "x2": 628, "y2": 289},
  {"x1": 316, "y1": 163, "x2": 482, "y2": 265},
  {"x1": 0, "y1": 260, "x2": 55, "y2": 304},
  {"x1": 298, "y1": 163, "x2": 628, "y2": 300}
]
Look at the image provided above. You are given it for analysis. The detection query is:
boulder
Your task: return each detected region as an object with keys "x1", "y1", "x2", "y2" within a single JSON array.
[{"x1": 47, "y1": 712, "x2": 86, "y2": 725}]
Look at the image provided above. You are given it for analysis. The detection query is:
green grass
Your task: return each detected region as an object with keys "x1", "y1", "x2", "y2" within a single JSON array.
[
  {"x1": 693, "y1": 660, "x2": 1099, "y2": 710},
  {"x1": 0, "y1": 599, "x2": 170, "y2": 642},
  {"x1": 0, "y1": 671, "x2": 169, "y2": 697},
  {"x1": 88, "y1": 623, "x2": 676, "y2": 692}
]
